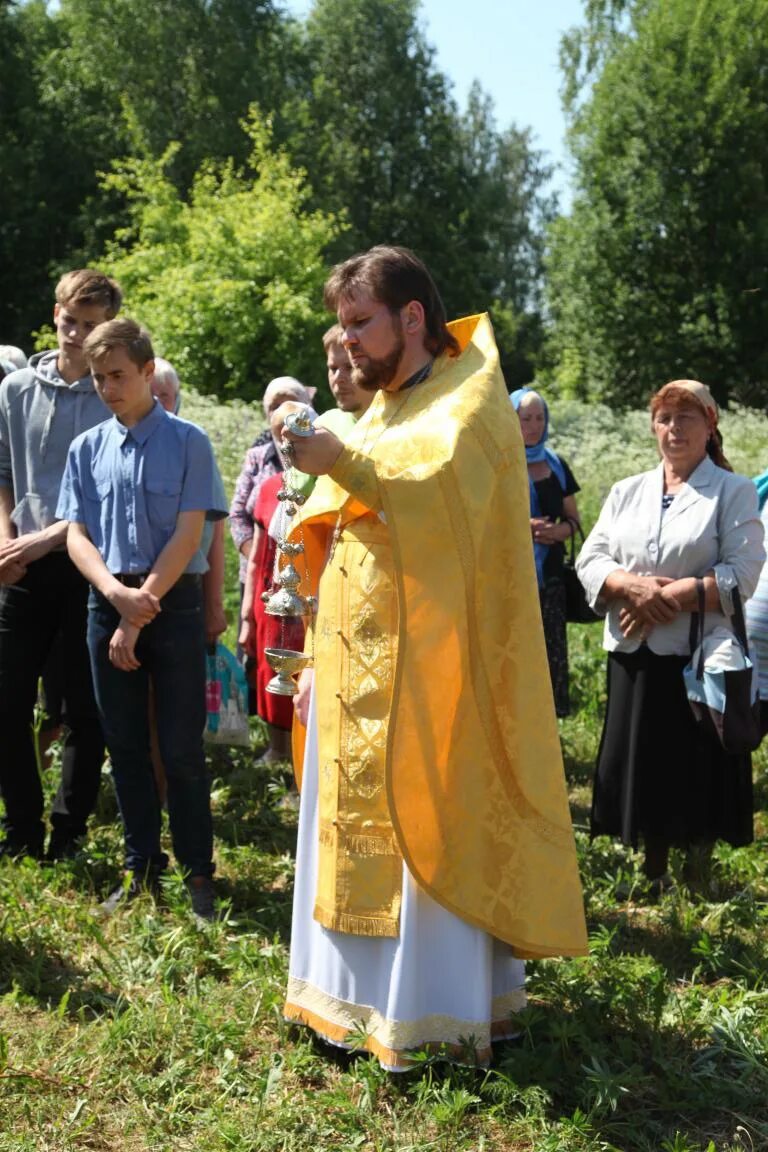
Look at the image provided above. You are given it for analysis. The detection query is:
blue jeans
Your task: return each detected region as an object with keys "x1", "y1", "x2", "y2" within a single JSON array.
[{"x1": 87, "y1": 577, "x2": 213, "y2": 877}]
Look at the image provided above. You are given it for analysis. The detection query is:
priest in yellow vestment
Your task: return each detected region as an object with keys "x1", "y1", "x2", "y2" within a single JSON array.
[{"x1": 282, "y1": 246, "x2": 587, "y2": 1071}]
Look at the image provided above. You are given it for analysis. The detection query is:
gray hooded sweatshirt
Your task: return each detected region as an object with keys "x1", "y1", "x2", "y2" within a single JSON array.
[{"x1": 0, "y1": 350, "x2": 110, "y2": 535}]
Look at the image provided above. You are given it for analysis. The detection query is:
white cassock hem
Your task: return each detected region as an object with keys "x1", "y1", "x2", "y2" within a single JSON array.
[{"x1": 284, "y1": 687, "x2": 526, "y2": 1071}]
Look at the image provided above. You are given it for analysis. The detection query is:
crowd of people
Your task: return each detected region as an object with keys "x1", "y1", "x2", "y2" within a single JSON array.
[{"x1": 0, "y1": 246, "x2": 765, "y2": 1072}]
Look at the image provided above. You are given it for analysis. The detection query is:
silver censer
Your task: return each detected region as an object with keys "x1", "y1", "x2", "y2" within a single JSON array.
[{"x1": 263, "y1": 406, "x2": 317, "y2": 696}]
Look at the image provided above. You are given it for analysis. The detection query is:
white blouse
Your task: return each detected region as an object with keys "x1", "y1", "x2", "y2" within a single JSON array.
[{"x1": 576, "y1": 457, "x2": 765, "y2": 655}]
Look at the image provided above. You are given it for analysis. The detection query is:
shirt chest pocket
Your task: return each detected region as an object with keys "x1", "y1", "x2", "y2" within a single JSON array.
[
  {"x1": 144, "y1": 477, "x2": 182, "y2": 530},
  {"x1": 81, "y1": 478, "x2": 115, "y2": 540},
  {"x1": 89, "y1": 478, "x2": 114, "y2": 513}
]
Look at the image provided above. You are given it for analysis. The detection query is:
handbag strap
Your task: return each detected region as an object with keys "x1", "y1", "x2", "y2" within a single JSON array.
[
  {"x1": 565, "y1": 518, "x2": 584, "y2": 565},
  {"x1": 731, "y1": 586, "x2": 750, "y2": 653},
  {"x1": 688, "y1": 577, "x2": 706, "y2": 678},
  {"x1": 713, "y1": 491, "x2": 752, "y2": 653},
  {"x1": 688, "y1": 577, "x2": 750, "y2": 678}
]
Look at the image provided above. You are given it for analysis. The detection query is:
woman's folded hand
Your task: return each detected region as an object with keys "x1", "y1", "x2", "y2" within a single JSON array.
[{"x1": 623, "y1": 575, "x2": 681, "y2": 624}]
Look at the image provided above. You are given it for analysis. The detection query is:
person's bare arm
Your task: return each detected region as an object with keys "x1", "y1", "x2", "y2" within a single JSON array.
[
  {"x1": 0, "y1": 486, "x2": 15, "y2": 544},
  {"x1": 562, "y1": 493, "x2": 580, "y2": 530},
  {"x1": 0, "y1": 486, "x2": 25, "y2": 584},
  {"x1": 0, "y1": 519, "x2": 68, "y2": 561},
  {"x1": 0, "y1": 486, "x2": 71, "y2": 584},
  {"x1": 238, "y1": 525, "x2": 262, "y2": 656},
  {"x1": 68, "y1": 515, "x2": 204, "y2": 671},
  {"x1": 141, "y1": 510, "x2": 206, "y2": 602},
  {"x1": 618, "y1": 573, "x2": 719, "y2": 640},
  {"x1": 67, "y1": 522, "x2": 160, "y2": 627},
  {"x1": 601, "y1": 570, "x2": 681, "y2": 623},
  {"x1": 66, "y1": 522, "x2": 149, "y2": 672}
]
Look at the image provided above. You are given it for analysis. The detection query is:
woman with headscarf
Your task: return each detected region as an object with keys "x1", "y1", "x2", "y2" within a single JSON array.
[
  {"x1": 229, "y1": 377, "x2": 316, "y2": 714},
  {"x1": 577, "y1": 380, "x2": 764, "y2": 894},
  {"x1": 511, "y1": 387, "x2": 581, "y2": 717},
  {"x1": 239, "y1": 403, "x2": 308, "y2": 766}
]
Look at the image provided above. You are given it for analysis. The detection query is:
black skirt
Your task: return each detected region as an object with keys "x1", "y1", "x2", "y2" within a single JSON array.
[
  {"x1": 540, "y1": 579, "x2": 569, "y2": 718},
  {"x1": 591, "y1": 647, "x2": 754, "y2": 849}
]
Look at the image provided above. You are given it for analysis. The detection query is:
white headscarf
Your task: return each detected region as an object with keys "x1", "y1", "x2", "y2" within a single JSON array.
[
  {"x1": 262, "y1": 376, "x2": 315, "y2": 418},
  {"x1": 0, "y1": 345, "x2": 27, "y2": 370}
]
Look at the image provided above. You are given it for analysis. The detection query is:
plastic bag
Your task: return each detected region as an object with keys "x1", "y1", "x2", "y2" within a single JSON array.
[{"x1": 204, "y1": 643, "x2": 251, "y2": 747}]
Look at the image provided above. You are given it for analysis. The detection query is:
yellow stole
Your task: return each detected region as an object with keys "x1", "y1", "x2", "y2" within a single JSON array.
[{"x1": 291, "y1": 314, "x2": 588, "y2": 958}]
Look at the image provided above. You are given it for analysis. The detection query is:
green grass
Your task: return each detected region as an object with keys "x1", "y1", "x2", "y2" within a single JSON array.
[{"x1": 2, "y1": 396, "x2": 767, "y2": 1151}]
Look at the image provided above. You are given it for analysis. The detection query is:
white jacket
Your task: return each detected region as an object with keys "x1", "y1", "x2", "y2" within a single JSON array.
[{"x1": 576, "y1": 456, "x2": 765, "y2": 655}]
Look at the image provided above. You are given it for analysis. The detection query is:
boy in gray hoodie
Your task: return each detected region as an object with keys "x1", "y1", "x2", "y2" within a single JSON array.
[{"x1": 0, "y1": 269, "x2": 122, "y2": 859}]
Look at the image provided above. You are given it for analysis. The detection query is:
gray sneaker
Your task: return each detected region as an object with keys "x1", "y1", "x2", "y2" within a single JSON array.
[
  {"x1": 97, "y1": 871, "x2": 162, "y2": 915},
  {"x1": 187, "y1": 875, "x2": 217, "y2": 922}
]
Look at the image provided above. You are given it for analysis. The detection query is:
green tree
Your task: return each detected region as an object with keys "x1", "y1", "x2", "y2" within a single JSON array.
[
  {"x1": 0, "y1": 0, "x2": 296, "y2": 348},
  {"x1": 0, "y1": 0, "x2": 102, "y2": 345},
  {"x1": 49, "y1": 0, "x2": 292, "y2": 184},
  {"x1": 547, "y1": 0, "x2": 768, "y2": 407},
  {"x1": 454, "y1": 83, "x2": 555, "y2": 384},
  {"x1": 286, "y1": 0, "x2": 554, "y2": 385},
  {"x1": 102, "y1": 113, "x2": 343, "y2": 401}
]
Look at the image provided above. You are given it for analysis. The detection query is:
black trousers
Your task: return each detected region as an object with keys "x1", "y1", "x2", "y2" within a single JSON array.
[{"x1": 0, "y1": 552, "x2": 105, "y2": 848}]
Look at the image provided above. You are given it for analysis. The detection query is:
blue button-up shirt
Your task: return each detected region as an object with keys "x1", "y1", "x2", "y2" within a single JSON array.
[{"x1": 57, "y1": 401, "x2": 228, "y2": 574}]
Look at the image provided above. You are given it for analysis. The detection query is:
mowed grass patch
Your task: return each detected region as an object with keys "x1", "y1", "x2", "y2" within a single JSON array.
[{"x1": 1, "y1": 395, "x2": 767, "y2": 1150}]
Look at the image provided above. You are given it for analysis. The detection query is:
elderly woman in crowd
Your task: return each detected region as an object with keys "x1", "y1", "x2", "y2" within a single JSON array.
[
  {"x1": 230, "y1": 377, "x2": 316, "y2": 710},
  {"x1": 238, "y1": 403, "x2": 308, "y2": 765},
  {"x1": 577, "y1": 380, "x2": 764, "y2": 894},
  {"x1": 150, "y1": 356, "x2": 181, "y2": 414},
  {"x1": 511, "y1": 387, "x2": 581, "y2": 717}
]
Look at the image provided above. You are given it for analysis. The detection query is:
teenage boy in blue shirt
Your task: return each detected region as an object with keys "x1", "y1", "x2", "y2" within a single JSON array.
[{"x1": 57, "y1": 319, "x2": 228, "y2": 917}]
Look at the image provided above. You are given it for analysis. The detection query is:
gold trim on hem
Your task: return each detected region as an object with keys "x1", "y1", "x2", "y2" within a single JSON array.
[
  {"x1": 312, "y1": 905, "x2": 400, "y2": 937},
  {"x1": 284, "y1": 977, "x2": 526, "y2": 1071}
]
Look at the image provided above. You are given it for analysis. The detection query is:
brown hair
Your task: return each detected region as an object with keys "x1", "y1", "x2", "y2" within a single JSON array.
[
  {"x1": 322, "y1": 323, "x2": 344, "y2": 352},
  {"x1": 323, "y1": 245, "x2": 460, "y2": 359},
  {"x1": 650, "y1": 381, "x2": 732, "y2": 471},
  {"x1": 55, "y1": 270, "x2": 122, "y2": 318},
  {"x1": 83, "y1": 318, "x2": 154, "y2": 369}
]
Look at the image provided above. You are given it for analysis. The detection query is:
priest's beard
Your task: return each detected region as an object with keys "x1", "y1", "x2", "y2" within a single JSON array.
[{"x1": 350, "y1": 318, "x2": 405, "y2": 392}]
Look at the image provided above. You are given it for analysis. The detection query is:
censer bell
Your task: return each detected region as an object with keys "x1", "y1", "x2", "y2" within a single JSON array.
[
  {"x1": 277, "y1": 485, "x2": 307, "y2": 506},
  {"x1": 279, "y1": 539, "x2": 304, "y2": 557},
  {"x1": 261, "y1": 561, "x2": 316, "y2": 618}
]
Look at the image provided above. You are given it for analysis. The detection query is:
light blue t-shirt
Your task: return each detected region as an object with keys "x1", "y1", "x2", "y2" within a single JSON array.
[
  {"x1": 746, "y1": 504, "x2": 768, "y2": 701},
  {"x1": 57, "y1": 400, "x2": 228, "y2": 574}
]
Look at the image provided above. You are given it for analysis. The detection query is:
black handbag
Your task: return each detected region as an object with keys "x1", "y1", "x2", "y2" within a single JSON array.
[
  {"x1": 562, "y1": 519, "x2": 601, "y2": 624},
  {"x1": 683, "y1": 579, "x2": 761, "y2": 754}
]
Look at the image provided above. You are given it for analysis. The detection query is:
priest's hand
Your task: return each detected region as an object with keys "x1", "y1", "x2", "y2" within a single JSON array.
[{"x1": 282, "y1": 426, "x2": 343, "y2": 476}]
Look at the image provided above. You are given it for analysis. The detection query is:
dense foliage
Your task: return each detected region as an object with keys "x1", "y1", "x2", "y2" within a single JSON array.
[
  {"x1": 547, "y1": 0, "x2": 768, "y2": 408},
  {"x1": 4, "y1": 0, "x2": 768, "y2": 405},
  {"x1": 0, "y1": 0, "x2": 553, "y2": 398},
  {"x1": 103, "y1": 115, "x2": 340, "y2": 399}
]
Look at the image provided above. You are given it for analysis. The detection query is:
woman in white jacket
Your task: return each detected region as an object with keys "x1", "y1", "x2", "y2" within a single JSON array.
[{"x1": 577, "y1": 380, "x2": 764, "y2": 894}]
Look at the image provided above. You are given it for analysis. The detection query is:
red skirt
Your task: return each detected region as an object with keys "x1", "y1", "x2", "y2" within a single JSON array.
[{"x1": 251, "y1": 477, "x2": 306, "y2": 730}]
